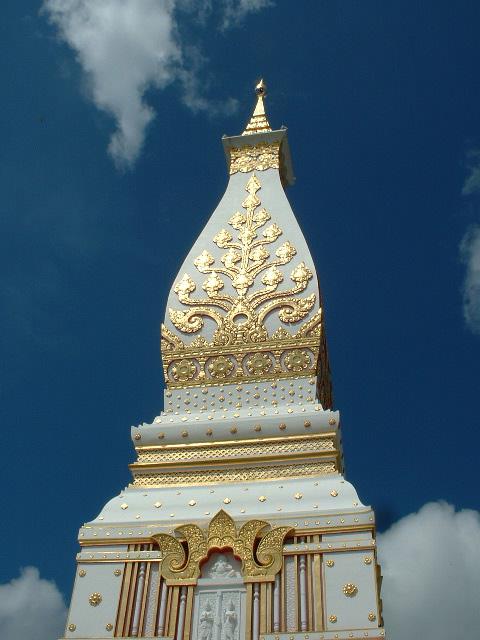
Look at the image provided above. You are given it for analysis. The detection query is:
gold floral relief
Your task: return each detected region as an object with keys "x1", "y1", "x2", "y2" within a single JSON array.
[
  {"x1": 161, "y1": 173, "x2": 333, "y2": 396},
  {"x1": 168, "y1": 174, "x2": 314, "y2": 344},
  {"x1": 229, "y1": 141, "x2": 280, "y2": 174},
  {"x1": 152, "y1": 510, "x2": 292, "y2": 585}
]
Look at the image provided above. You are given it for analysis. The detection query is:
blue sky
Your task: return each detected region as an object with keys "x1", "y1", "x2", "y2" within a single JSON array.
[{"x1": 1, "y1": 2, "x2": 480, "y2": 638}]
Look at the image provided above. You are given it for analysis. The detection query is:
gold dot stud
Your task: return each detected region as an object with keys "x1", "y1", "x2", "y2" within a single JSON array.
[
  {"x1": 368, "y1": 612, "x2": 376, "y2": 622},
  {"x1": 89, "y1": 592, "x2": 102, "y2": 606},
  {"x1": 329, "y1": 615, "x2": 337, "y2": 623},
  {"x1": 68, "y1": 623, "x2": 76, "y2": 632},
  {"x1": 223, "y1": 498, "x2": 231, "y2": 504},
  {"x1": 106, "y1": 623, "x2": 114, "y2": 631},
  {"x1": 78, "y1": 569, "x2": 86, "y2": 577},
  {"x1": 328, "y1": 418, "x2": 336, "y2": 426},
  {"x1": 279, "y1": 423, "x2": 287, "y2": 430},
  {"x1": 342, "y1": 583, "x2": 358, "y2": 597},
  {"x1": 326, "y1": 560, "x2": 335, "y2": 567},
  {"x1": 134, "y1": 433, "x2": 141, "y2": 440},
  {"x1": 304, "y1": 420, "x2": 311, "y2": 428}
]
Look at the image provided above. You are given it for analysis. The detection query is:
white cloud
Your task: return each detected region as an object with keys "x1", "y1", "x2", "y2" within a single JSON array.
[
  {"x1": 462, "y1": 150, "x2": 480, "y2": 196},
  {"x1": 42, "y1": 0, "x2": 272, "y2": 168},
  {"x1": 221, "y1": 0, "x2": 274, "y2": 29},
  {"x1": 378, "y1": 502, "x2": 480, "y2": 639},
  {"x1": 0, "y1": 567, "x2": 67, "y2": 640},
  {"x1": 460, "y1": 225, "x2": 480, "y2": 334},
  {"x1": 43, "y1": 0, "x2": 182, "y2": 168}
]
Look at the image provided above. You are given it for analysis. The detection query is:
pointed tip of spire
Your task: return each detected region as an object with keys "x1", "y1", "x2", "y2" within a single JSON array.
[
  {"x1": 242, "y1": 78, "x2": 272, "y2": 135},
  {"x1": 255, "y1": 78, "x2": 267, "y2": 97}
]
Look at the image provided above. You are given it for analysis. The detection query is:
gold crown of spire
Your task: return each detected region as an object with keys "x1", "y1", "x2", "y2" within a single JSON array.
[{"x1": 242, "y1": 79, "x2": 272, "y2": 135}]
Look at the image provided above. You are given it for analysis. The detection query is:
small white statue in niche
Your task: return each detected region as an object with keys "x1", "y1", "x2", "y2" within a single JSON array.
[
  {"x1": 223, "y1": 600, "x2": 238, "y2": 640},
  {"x1": 208, "y1": 556, "x2": 241, "y2": 579},
  {"x1": 198, "y1": 600, "x2": 214, "y2": 640}
]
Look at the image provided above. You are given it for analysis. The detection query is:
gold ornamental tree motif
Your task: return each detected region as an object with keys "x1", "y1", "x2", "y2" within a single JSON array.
[
  {"x1": 168, "y1": 173, "x2": 315, "y2": 344},
  {"x1": 152, "y1": 510, "x2": 292, "y2": 585},
  {"x1": 161, "y1": 174, "x2": 333, "y2": 403}
]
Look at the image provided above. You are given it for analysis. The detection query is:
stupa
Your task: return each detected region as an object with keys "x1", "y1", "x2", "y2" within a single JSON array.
[{"x1": 62, "y1": 80, "x2": 386, "y2": 640}]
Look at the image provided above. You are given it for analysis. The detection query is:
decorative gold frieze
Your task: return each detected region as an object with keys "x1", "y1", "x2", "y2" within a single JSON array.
[
  {"x1": 229, "y1": 141, "x2": 280, "y2": 174},
  {"x1": 134, "y1": 434, "x2": 336, "y2": 466},
  {"x1": 152, "y1": 510, "x2": 292, "y2": 585},
  {"x1": 131, "y1": 460, "x2": 337, "y2": 487}
]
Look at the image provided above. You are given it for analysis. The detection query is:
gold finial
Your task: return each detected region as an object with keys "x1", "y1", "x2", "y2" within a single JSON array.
[
  {"x1": 255, "y1": 78, "x2": 267, "y2": 97},
  {"x1": 242, "y1": 78, "x2": 272, "y2": 135}
]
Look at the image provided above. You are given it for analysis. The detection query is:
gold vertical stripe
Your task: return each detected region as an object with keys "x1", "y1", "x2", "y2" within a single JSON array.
[
  {"x1": 164, "y1": 586, "x2": 173, "y2": 635},
  {"x1": 245, "y1": 583, "x2": 253, "y2": 640},
  {"x1": 293, "y1": 555, "x2": 299, "y2": 631},
  {"x1": 260, "y1": 582, "x2": 267, "y2": 634},
  {"x1": 280, "y1": 556, "x2": 286, "y2": 632},
  {"x1": 307, "y1": 553, "x2": 314, "y2": 631},
  {"x1": 313, "y1": 551, "x2": 323, "y2": 630},
  {"x1": 168, "y1": 586, "x2": 180, "y2": 637},
  {"x1": 183, "y1": 586, "x2": 194, "y2": 640},
  {"x1": 266, "y1": 582, "x2": 272, "y2": 632},
  {"x1": 124, "y1": 560, "x2": 139, "y2": 636},
  {"x1": 138, "y1": 561, "x2": 151, "y2": 636},
  {"x1": 152, "y1": 571, "x2": 163, "y2": 636},
  {"x1": 115, "y1": 561, "x2": 132, "y2": 637}
]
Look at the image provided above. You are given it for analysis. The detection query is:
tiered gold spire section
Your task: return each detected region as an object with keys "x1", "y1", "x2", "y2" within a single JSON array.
[{"x1": 242, "y1": 79, "x2": 272, "y2": 135}]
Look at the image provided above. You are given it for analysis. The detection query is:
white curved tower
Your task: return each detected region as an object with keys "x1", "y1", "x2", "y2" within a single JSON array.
[{"x1": 62, "y1": 81, "x2": 386, "y2": 640}]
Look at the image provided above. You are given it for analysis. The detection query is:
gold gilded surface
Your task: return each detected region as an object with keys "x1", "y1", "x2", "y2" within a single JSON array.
[
  {"x1": 132, "y1": 460, "x2": 337, "y2": 487},
  {"x1": 229, "y1": 141, "x2": 280, "y2": 174},
  {"x1": 242, "y1": 79, "x2": 272, "y2": 135},
  {"x1": 161, "y1": 173, "x2": 332, "y2": 404},
  {"x1": 152, "y1": 510, "x2": 292, "y2": 585}
]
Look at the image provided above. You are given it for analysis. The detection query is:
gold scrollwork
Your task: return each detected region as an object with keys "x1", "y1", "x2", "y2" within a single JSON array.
[{"x1": 152, "y1": 510, "x2": 292, "y2": 585}]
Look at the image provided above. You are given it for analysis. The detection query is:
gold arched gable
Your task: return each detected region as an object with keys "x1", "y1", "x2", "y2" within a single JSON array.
[{"x1": 152, "y1": 510, "x2": 292, "y2": 586}]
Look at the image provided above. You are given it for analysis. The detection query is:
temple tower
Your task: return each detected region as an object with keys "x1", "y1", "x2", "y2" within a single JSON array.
[{"x1": 62, "y1": 81, "x2": 386, "y2": 640}]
